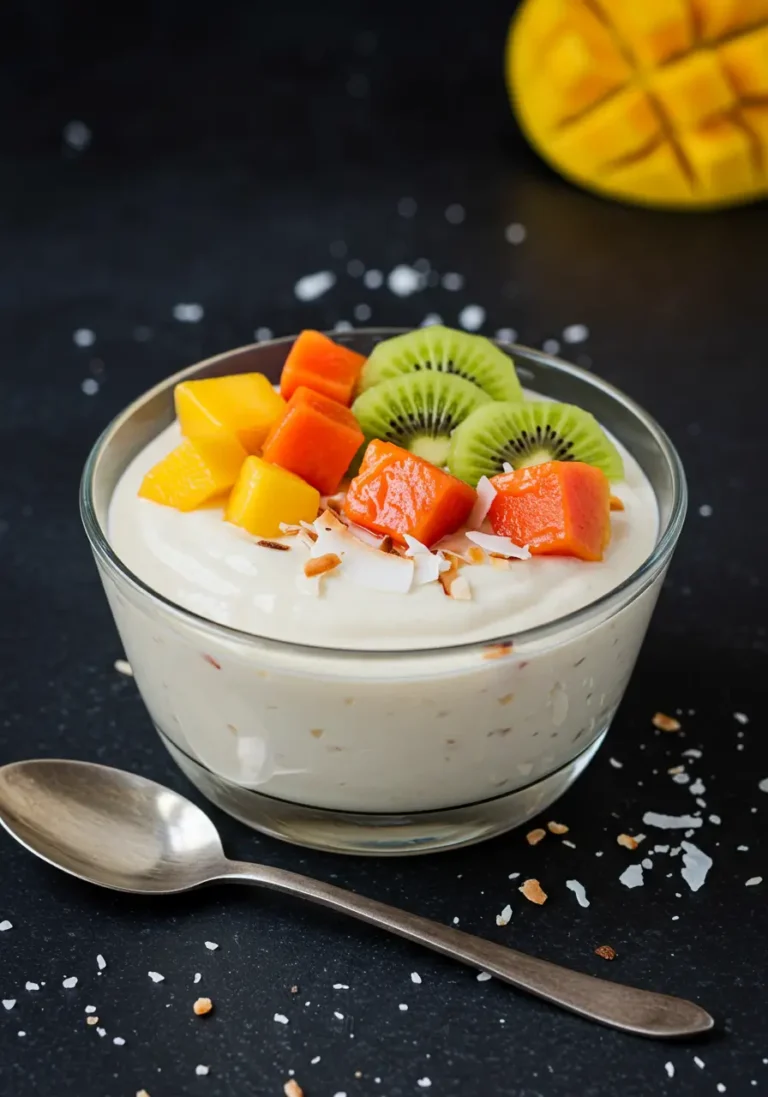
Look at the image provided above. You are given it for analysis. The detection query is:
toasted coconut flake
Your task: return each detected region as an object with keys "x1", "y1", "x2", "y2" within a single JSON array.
[
  {"x1": 595, "y1": 944, "x2": 617, "y2": 960},
  {"x1": 193, "y1": 997, "x2": 213, "y2": 1016},
  {"x1": 404, "y1": 534, "x2": 444, "y2": 585},
  {"x1": 311, "y1": 514, "x2": 414, "y2": 593},
  {"x1": 304, "y1": 553, "x2": 342, "y2": 578},
  {"x1": 347, "y1": 521, "x2": 388, "y2": 547},
  {"x1": 378, "y1": 534, "x2": 394, "y2": 553},
  {"x1": 490, "y1": 555, "x2": 513, "y2": 571},
  {"x1": 284, "y1": 1082, "x2": 304, "y2": 1097},
  {"x1": 653, "y1": 712, "x2": 681, "y2": 732},
  {"x1": 483, "y1": 642, "x2": 514, "y2": 660},
  {"x1": 278, "y1": 522, "x2": 303, "y2": 535},
  {"x1": 324, "y1": 495, "x2": 343, "y2": 514},
  {"x1": 609, "y1": 494, "x2": 625, "y2": 512},
  {"x1": 526, "y1": 827, "x2": 546, "y2": 846},
  {"x1": 467, "y1": 546, "x2": 486, "y2": 565},
  {"x1": 617, "y1": 833, "x2": 639, "y2": 850},
  {"x1": 547, "y1": 821, "x2": 569, "y2": 835},
  {"x1": 467, "y1": 475, "x2": 497, "y2": 528},
  {"x1": 466, "y1": 531, "x2": 530, "y2": 559},
  {"x1": 447, "y1": 574, "x2": 471, "y2": 600},
  {"x1": 256, "y1": 539, "x2": 291, "y2": 551},
  {"x1": 519, "y1": 878, "x2": 547, "y2": 904}
]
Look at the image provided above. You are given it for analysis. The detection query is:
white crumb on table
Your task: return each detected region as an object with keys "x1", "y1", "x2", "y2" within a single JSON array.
[
  {"x1": 665, "y1": 1062, "x2": 675, "y2": 1078},
  {"x1": 62, "y1": 976, "x2": 78, "y2": 988},
  {"x1": 619, "y1": 865, "x2": 644, "y2": 889},
  {"x1": 73, "y1": 328, "x2": 96, "y2": 347},
  {"x1": 195, "y1": 1065, "x2": 210, "y2": 1076},
  {"x1": 477, "y1": 971, "x2": 492, "y2": 982},
  {"x1": 458, "y1": 305, "x2": 485, "y2": 332},
  {"x1": 417, "y1": 1077, "x2": 432, "y2": 1088},
  {"x1": 25, "y1": 982, "x2": 39, "y2": 991},
  {"x1": 505, "y1": 223, "x2": 526, "y2": 244},
  {"x1": 643, "y1": 811, "x2": 702, "y2": 830},
  {"x1": 2, "y1": 1000, "x2": 15, "y2": 1010},
  {"x1": 81, "y1": 378, "x2": 99, "y2": 395},
  {"x1": 399, "y1": 1003, "x2": 408, "y2": 1011},
  {"x1": 681, "y1": 841, "x2": 712, "y2": 891},
  {"x1": 97, "y1": 954, "x2": 106, "y2": 970},
  {"x1": 85, "y1": 1005, "x2": 96, "y2": 1013},
  {"x1": 63, "y1": 120, "x2": 92, "y2": 150},
  {"x1": 563, "y1": 324, "x2": 589, "y2": 344},
  {"x1": 204, "y1": 941, "x2": 219, "y2": 951},
  {"x1": 273, "y1": 1013, "x2": 289, "y2": 1024},
  {"x1": 172, "y1": 303, "x2": 204, "y2": 323},
  {"x1": 194, "y1": 973, "x2": 201, "y2": 984},
  {"x1": 441, "y1": 272, "x2": 464, "y2": 291},
  {"x1": 333, "y1": 1011, "x2": 344, "y2": 1020},
  {"x1": 114, "y1": 659, "x2": 133, "y2": 676},
  {"x1": 496, "y1": 904, "x2": 512, "y2": 926},
  {"x1": 734, "y1": 712, "x2": 749, "y2": 725},
  {"x1": 294, "y1": 272, "x2": 336, "y2": 301},
  {"x1": 609, "y1": 757, "x2": 623, "y2": 769},
  {"x1": 694, "y1": 1056, "x2": 705, "y2": 1068},
  {"x1": 333, "y1": 983, "x2": 349, "y2": 990},
  {"x1": 565, "y1": 880, "x2": 590, "y2": 907},
  {"x1": 746, "y1": 877, "x2": 763, "y2": 886},
  {"x1": 363, "y1": 268, "x2": 383, "y2": 289},
  {"x1": 0, "y1": 920, "x2": 12, "y2": 931},
  {"x1": 542, "y1": 339, "x2": 560, "y2": 355},
  {"x1": 410, "y1": 972, "x2": 422, "y2": 984},
  {"x1": 113, "y1": 1036, "x2": 125, "y2": 1046},
  {"x1": 148, "y1": 971, "x2": 164, "y2": 983},
  {"x1": 698, "y1": 504, "x2": 713, "y2": 517}
]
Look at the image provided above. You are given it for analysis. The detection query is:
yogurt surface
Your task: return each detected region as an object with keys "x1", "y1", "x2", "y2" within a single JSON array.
[{"x1": 108, "y1": 406, "x2": 659, "y2": 651}]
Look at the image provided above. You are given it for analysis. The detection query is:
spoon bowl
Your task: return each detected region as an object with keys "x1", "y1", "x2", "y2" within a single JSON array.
[
  {"x1": 0, "y1": 758, "x2": 715, "y2": 1039},
  {"x1": 0, "y1": 759, "x2": 224, "y2": 893}
]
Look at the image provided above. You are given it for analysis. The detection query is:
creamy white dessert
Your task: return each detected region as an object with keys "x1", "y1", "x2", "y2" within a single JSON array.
[{"x1": 104, "y1": 403, "x2": 660, "y2": 816}]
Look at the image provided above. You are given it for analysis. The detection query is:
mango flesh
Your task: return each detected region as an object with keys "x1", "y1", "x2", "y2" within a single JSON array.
[
  {"x1": 507, "y1": 0, "x2": 768, "y2": 208},
  {"x1": 175, "y1": 373, "x2": 286, "y2": 454},
  {"x1": 225, "y1": 456, "x2": 320, "y2": 538},
  {"x1": 138, "y1": 436, "x2": 247, "y2": 512}
]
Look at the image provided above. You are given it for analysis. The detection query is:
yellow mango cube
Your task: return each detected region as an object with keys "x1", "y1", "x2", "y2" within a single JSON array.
[
  {"x1": 138, "y1": 436, "x2": 247, "y2": 512},
  {"x1": 225, "y1": 456, "x2": 320, "y2": 538},
  {"x1": 175, "y1": 373, "x2": 286, "y2": 454}
]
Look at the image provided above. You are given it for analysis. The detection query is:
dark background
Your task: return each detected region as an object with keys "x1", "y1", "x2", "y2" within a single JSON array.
[{"x1": 1, "y1": 2, "x2": 767, "y2": 1095}]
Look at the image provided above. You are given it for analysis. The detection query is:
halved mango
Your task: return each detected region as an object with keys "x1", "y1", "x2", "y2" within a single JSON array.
[
  {"x1": 175, "y1": 373, "x2": 286, "y2": 454},
  {"x1": 138, "y1": 436, "x2": 247, "y2": 512},
  {"x1": 225, "y1": 456, "x2": 320, "y2": 538}
]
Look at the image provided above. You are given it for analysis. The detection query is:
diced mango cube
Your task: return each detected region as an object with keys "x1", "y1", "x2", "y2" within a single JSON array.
[
  {"x1": 651, "y1": 51, "x2": 735, "y2": 130},
  {"x1": 225, "y1": 456, "x2": 320, "y2": 538},
  {"x1": 138, "y1": 436, "x2": 247, "y2": 512},
  {"x1": 175, "y1": 373, "x2": 286, "y2": 454}
]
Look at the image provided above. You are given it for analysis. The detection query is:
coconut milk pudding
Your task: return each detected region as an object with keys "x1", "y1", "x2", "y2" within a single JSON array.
[{"x1": 100, "y1": 327, "x2": 668, "y2": 846}]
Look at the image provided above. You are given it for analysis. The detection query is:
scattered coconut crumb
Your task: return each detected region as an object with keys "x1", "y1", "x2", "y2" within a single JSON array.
[
  {"x1": 0, "y1": 920, "x2": 13, "y2": 932},
  {"x1": 526, "y1": 827, "x2": 546, "y2": 846},
  {"x1": 519, "y1": 879, "x2": 547, "y2": 905},
  {"x1": 113, "y1": 1036, "x2": 125, "y2": 1046},
  {"x1": 194, "y1": 997, "x2": 213, "y2": 1016},
  {"x1": 477, "y1": 972, "x2": 492, "y2": 982},
  {"x1": 2, "y1": 1000, "x2": 16, "y2": 1011},
  {"x1": 304, "y1": 552, "x2": 342, "y2": 578},
  {"x1": 458, "y1": 305, "x2": 486, "y2": 332},
  {"x1": 284, "y1": 1082, "x2": 304, "y2": 1097},
  {"x1": 565, "y1": 880, "x2": 590, "y2": 908},
  {"x1": 483, "y1": 643, "x2": 514, "y2": 660},
  {"x1": 617, "y1": 833, "x2": 639, "y2": 850},
  {"x1": 643, "y1": 811, "x2": 702, "y2": 830},
  {"x1": 694, "y1": 1056, "x2": 705, "y2": 1069},
  {"x1": 86, "y1": 1016, "x2": 99, "y2": 1026},
  {"x1": 195, "y1": 1065, "x2": 210, "y2": 1077},
  {"x1": 96, "y1": 1027, "x2": 106, "y2": 1037},
  {"x1": 609, "y1": 757, "x2": 623, "y2": 769},
  {"x1": 417, "y1": 1078, "x2": 432, "y2": 1089},
  {"x1": 193, "y1": 973, "x2": 201, "y2": 984},
  {"x1": 204, "y1": 941, "x2": 219, "y2": 951},
  {"x1": 274, "y1": 1013, "x2": 289, "y2": 1024},
  {"x1": 136, "y1": 1090, "x2": 151, "y2": 1097},
  {"x1": 734, "y1": 712, "x2": 749, "y2": 725},
  {"x1": 758, "y1": 778, "x2": 768, "y2": 793},
  {"x1": 73, "y1": 328, "x2": 96, "y2": 347},
  {"x1": 294, "y1": 271, "x2": 336, "y2": 301},
  {"x1": 399, "y1": 1003, "x2": 408, "y2": 1011},
  {"x1": 114, "y1": 659, "x2": 133, "y2": 676},
  {"x1": 746, "y1": 877, "x2": 763, "y2": 887},
  {"x1": 547, "y1": 821, "x2": 569, "y2": 835},
  {"x1": 410, "y1": 972, "x2": 422, "y2": 984},
  {"x1": 653, "y1": 712, "x2": 681, "y2": 732},
  {"x1": 665, "y1": 1062, "x2": 675, "y2": 1078},
  {"x1": 25, "y1": 982, "x2": 39, "y2": 992},
  {"x1": 594, "y1": 945, "x2": 617, "y2": 960},
  {"x1": 85, "y1": 1005, "x2": 96, "y2": 1014},
  {"x1": 62, "y1": 976, "x2": 78, "y2": 989},
  {"x1": 97, "y1": 954, "x2": 106, "y2": 970},
  {"x1": 619, "y1": 865, "x2": 644, "y2": 889},
  {"x1": 147, "y1": 971, "x2": 164, "y2": 983},
  {"x1": 496, "y1": 904, "x2": 512, "y2": 926},
  {"x1": 680, "y1": 841, "x2": 712, "y2": 892}
]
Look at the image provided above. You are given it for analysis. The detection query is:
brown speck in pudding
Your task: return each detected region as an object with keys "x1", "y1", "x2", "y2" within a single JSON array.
[
  {"x1": 519, "y1": 878, "x2": 547, "y2": 904},
  {"x1": 595, "y1": 944, "x2": 617, "y2": 960},
  {"x1": 193, "y1": 997, "x2": 213, "y2": 1016},
  {"x1": 256, "y1": 539, "x2": 290, "y2": 551},
  {"x1": 310, "y1": 728, "x2": 324, "y2": 739},
  {"x1": 445, "y1": 738, "x2": 456, "y2": 745},
  {"x1": 483, "y1": 643, "x2": 514, "y2": 661},
  {"x1": 526, "y1": 828, "x2": 546, "y2": 846},
  {"x1": 437, "y1": 710, "x2": 450, "y2": 718},
  {"x1": 547, "y1": 821, "x2": 569, "y2": 835},
  {"x1": 498, "y1": 693, "x2": 514, "y2": 705},
  {"x1": 573, "y1": 657, "x2": 586, "y2": 667},
  {"x1": 378, "y1": 534, "x2": 394, "y2": 553},
  {"x1": 344, "y1": 698, "x2": 354, "y2": 706},
  {"x1": 226, "y1": 723, "x2": 238, "y2": 736},
  {"x1": 653, "y1": 712, "x2": 681, "y2": 732},
  {"x1": 617, "y1": 833, "x2": 639, "y2": 850},
  {"x1": 202, "y1": 654, "x2": 221, "y2": 669},
  {"x1": 467, "y1": 546, "x2": 486, "y2": 565}
]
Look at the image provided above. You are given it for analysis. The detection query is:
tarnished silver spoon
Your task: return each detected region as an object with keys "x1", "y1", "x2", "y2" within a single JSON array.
[{"x1": 0, "y1": 758, "x2": 713, "y2": 1039}]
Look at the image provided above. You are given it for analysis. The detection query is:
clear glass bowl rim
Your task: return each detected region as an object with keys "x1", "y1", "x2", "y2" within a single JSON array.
[{"x1": 80, "y1": 329, "x2": 687, "y2": 662}]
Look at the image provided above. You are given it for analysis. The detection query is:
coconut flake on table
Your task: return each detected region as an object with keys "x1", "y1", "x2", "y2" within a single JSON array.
[
  {"x1": 387, "y1": 265, "x2": 425, "y2": 297},
  {"x1": 562, "y1": 324, "x2": 589, "y2": 345},
  {"x1": 746, "y1": 877, "x2": 763, "y2": 886},
  {"x1": 421, "y1": 313, "x2": 443, "y2": 327},
  {"x1": 148, "y1": 971, "x2": 165, "y2": 983},
  {"x1": 680, "y1": 841, "x2": 712, "y2": 891},
  {"x1": 495, "y1": 904, "x2": 512, "y2": 926},
  {"x1": 2, "y1": 1000, "x2": 15, "y2": 1011},
  {"x1": 62, "y1": 976, "x2": 78, "y2": 989},
  {"x1": 312, "y1": 512, "x2": 414, "y2": 593},
  {"x1": 758, "y1": 778, "x2": 768, "y2": 793},
  {"x1": 0, "y1": 920, "x2": 12, "y2": 932},
  {"x1": 441, "y1": 272, "x2": 464, "y2": 291},
  {"x1": 96, "y1": 954, "x2": 106, "y2": 970},
  {"x1": 505, "y1": 223, "x2": 526, "y2": 245},
  {"x1": 458, "y1": 305, "x2": 486, "y2": 332},
  {"x1": 294, "y1": 271, "x2": 336, "y2": 301},
  {"x1": 467, "y1": 477, "x2": 497, "y2": 529},
  {"x1": 734, "y1": 712, "x2": 749, "y2": 725},
  {"x1": 566, "y1": 880, "x2": 590, "y2": 907},
  {"x1": 172, "y1": 303, "x2": 204, "y2": 323},
  {"x1": 619, "y1": 864, "x2": 644, "y2": 889},
  {"x1": 465, "y1": 531, "x2": 530, "y2": 559},
  {"x1": 642, "y1": 811, "x2": 703, "y2": 830}
]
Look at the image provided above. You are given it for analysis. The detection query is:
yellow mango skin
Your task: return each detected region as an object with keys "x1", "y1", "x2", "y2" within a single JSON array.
[
  {"x1": 139, "y1": 436, "x2": 247, "y2": 512},
  {"x1": 508, "y1": 0, "x2": 768, "y2": 209},
  {"x1": 225, "y1": 456, "x2": 320, "y2": 539},
  {"x1": 175, "y1": 374, "x2": 286, "y2": 454}
]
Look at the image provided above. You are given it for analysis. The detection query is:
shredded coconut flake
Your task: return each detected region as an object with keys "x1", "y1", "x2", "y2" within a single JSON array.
[
  {"x1": 467, "y1": 477, "x2": 497, "y2": 528},
  {"x1": 496, "y1": 904, "x2": 512, "y2": 926},
  {"x1": 758, "y1": 778, "x2": 768, "y2": 793},
  {"x1": 665, "y1": 1062, "x2": 675, "y2": 1078},
  {"x1": 312, "y1": 512, "x2": 414, "y2": 592},
  {"x1": 465, "y1": 531, "x2": 530, "y2": 559},
  {"x1": 619, "y1": 864, "x2": 645, "y2": 889},
  {"x1": 2, "y1": 1000, "x2": 15, "y2": 1011},
  {"x1": 566, "y1": 880, "x2": 590, "y2": 908},
  {"x1": 410, "y1": 972, "x2": 422, "y2": 984},
  {"x1": 148, "y1": 971, "x2": 164, "y2": 983},
  {"x1": 62, "y1": 976, "x2": 78, "y2": 989},
  {"x1": 680, "y1": 841, "x2": 712, "y2": 892},
  {"x1": 0, "y1": 920, "x2": 12, "y2": 932},
  {"x1": 204, "y1": 941, "x2": 219, "y2": 951},
  {"x1": 96, "y1": 954, "x2": 106, "y2": 970},
  {"x1": 114, "y1": 659, "x2": 133, "y2": 676},
  {"x1": 643, "y1": 811, "x2": 703, "y2": 830},
  {"x1": 476, "y1": 971, "x2": 492, "y2": 981},
  {"x1": 746, "y1": 876, "x2": 763, "y2": 886},
  {"x1": 25, "y1": 982, "x2": 39, "y2": 991},
  {"x1": 294, "y1": 271, "x2": 336, "y2": 301},
  {"x1": 274, "y1": 1013, "x2": 289, "y2": 1024},
  {"x1": 195, "y1": 1065, "x2": 210, "y2": 1076}
]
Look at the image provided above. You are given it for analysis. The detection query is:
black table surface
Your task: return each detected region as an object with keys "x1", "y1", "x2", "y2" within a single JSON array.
[{"x1": 1, "y1": 2, "x2": 767, "y2": 1095}]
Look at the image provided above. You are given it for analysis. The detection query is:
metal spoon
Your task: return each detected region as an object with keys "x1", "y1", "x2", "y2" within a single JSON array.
[{"x1": 0, "y1": 758, "x2": 713, "y2": 1038}]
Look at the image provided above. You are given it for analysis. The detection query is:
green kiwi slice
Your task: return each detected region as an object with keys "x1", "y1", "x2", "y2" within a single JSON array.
[
  {"x1": 359, "y1": 325, "x2": 522, "y2": 402},
  {"x1": 448, "y1": 400, "x2": 625, "y2": 485},
  {"x1": 352, "y1": 371, "x2": 490, "y2": 468}
]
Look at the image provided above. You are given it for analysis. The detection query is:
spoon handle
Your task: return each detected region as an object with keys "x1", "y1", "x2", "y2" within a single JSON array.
[{"x1": 221, "y1": 860, "x2": 712, "y2": 1038}]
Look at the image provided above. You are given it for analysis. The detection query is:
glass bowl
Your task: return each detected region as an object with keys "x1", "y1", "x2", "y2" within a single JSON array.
[{"x1": 80, "y1": 331, "x2": 686, "y2": 855}]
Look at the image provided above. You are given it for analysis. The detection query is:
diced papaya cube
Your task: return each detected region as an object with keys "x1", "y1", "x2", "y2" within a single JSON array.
[
  {"x1": 138, "y1": 435, "x2": 247, "y2": 512},
  {"x1": 280, "y1": 330, "x2": 366, "y2": 406},
  {"x1": 175, "y1": 373, "x2": 286, "y2": 453},
  {"x1": 489, "y1": 461, "x2": 611, "y2": 562},
  {"x1": 225, "y1": 456, "x2": 320, "y2": 538},
  {"x1": 343, "y1": 439, "x2": 477, "y2": 548},
  {"x1": 262, "y1": 386, "x2": 364, "y2": 495}
]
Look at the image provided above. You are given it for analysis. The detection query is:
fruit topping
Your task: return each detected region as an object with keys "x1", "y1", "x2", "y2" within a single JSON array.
[
  {"x1": 342, "y1": 439, "x2": 477, "y2": 548},
  {"x1": 138, "y1": 435, "x2": 247, "y2": 512},
  {"x1": 489, "y1": 461, "x2": 611, "y2": 562},
  {"x1": 359, "y1": 325, "x2": 523, "y2": 402},
  {"x1": 225, "y1": 455, "x2": 320, "y2": 538},
  {"x1": 262, "y1": 386, "x2": 364, "y2": 496},
  {"x1": 279, "y1": 330, "x2": 366, "y2": 406},
  {"x1": 352, "y1": 371, "x2": 490, "y2": 468},
  {"x1": 175, "y1": 373, "x2": 286, "y2": 454},
  {"x1": 448, "y1": 400, "x2": 624, "y2": 485}
]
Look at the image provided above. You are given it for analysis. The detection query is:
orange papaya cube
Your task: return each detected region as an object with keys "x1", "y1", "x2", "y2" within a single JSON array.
[
  {"x1": 262, "y1": 386, "x2": 364, "y2": 495},
  {"x1": 280, "y1": 330, "x2": 366, "y2": 406},
  {"x1": 343, "y1": 439, "x2": 477, "y2": 548},
  {"x1": 488, "y1": 461, "x2": 611, "y2": 562},
  {"x1": 225, "y1": 456, "x2": 320, "y2": 538},
  {"x1": 175, "y1": 373, "x2": 286, "y2": 453},
  {"x1": 138, "y1": 435, "x2": 247, "y2": 512}
]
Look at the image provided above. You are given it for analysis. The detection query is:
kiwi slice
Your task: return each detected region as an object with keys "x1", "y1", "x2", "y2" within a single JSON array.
[
  {"x1": 352, "y1": 371, "x2": 490, "y2": 468},
  {"x1": 448, "y1": 401, "x2": 624, "y2": 485},
  {"x1": 359, "y1": 325, "x2": 522, "y2": 402}
]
